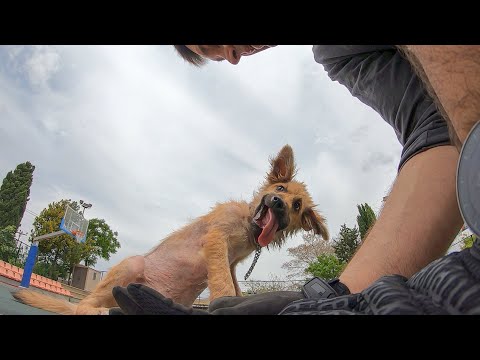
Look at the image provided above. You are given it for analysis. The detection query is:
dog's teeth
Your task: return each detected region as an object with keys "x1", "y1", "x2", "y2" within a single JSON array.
[{"x1": 254, "y1": 205, "x2": 266, "y2": 221}]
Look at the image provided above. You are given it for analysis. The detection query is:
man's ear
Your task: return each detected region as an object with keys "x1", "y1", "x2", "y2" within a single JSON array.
[
  {"x1": 266, "y1": 144, "x2": 297, "y2": 184},
  {"x1": 302, "y1": 208, "x2": 329, "y2": 240}
]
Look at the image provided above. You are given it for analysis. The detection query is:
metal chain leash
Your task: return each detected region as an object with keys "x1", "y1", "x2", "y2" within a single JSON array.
[{"x1": 244, "y1": 245, "x2": 262, "y2": 280}]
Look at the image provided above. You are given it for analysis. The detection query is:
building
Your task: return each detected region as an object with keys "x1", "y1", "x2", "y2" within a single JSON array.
[{"x1": 71, "y1": 264, "x2": 103, "y2": 292}]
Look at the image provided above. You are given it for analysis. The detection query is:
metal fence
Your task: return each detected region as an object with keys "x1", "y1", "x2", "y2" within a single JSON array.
[
  {"x1": 0, "y1": 236, "x2": 30, "y2": 268},
  {"x1": 192, "y1": 278, "x2": 307, "y2": 307}
]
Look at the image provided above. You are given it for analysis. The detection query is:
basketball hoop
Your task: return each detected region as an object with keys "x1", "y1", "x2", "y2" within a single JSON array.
[
  {"x1": 21, "y1": 205, "x2": 89, "y2": 289},
  {"x1": 59, "y1": 205, "x2": 89, "y2": 242},
  {"x1": 71, "y1": 229, "x2": 85, "y2": 242}
]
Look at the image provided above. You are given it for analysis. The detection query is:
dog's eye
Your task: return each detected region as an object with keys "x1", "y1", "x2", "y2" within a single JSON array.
[
  {"x1": 276, "y1": 185, "x2": 285, "y2": 192},
  {"x1": 293, "y1": 201, "x2": 301, "y2": 211}
]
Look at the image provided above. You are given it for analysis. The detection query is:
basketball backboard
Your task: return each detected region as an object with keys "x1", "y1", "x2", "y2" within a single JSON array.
[{"x1": 59, "y1": 205, "x2": 89, "y2": 242}]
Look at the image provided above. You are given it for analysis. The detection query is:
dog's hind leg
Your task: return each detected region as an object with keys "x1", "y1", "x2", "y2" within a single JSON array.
[{"x1": 76, "y1": 255, "x2": 146, "y2": 315}]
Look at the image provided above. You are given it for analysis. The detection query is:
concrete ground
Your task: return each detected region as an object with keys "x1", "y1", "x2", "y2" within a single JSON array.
[{"x1": 0, "y1": 279, "x2": 57, "y2": 315}]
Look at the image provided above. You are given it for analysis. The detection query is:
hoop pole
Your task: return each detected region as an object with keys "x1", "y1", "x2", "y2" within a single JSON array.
[
  {"x1": 20, "y1": 241, "x2": 39, "y2": 288},
  {"x1": 19, "y1": 230, "x2": 66, "y2": 288},
  {"x1": 33, "y1": 230, "x2": 65, "y2": 241}
]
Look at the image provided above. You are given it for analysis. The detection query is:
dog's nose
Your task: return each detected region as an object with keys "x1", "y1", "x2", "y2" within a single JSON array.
[{"x1": 271, "y1": 196, "x2": 284, "y2": 210}]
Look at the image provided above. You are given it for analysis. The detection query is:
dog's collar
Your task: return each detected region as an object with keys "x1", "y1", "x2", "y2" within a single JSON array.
[{"x1": 244, "y1": 243, "x2": 262, "y2": 280}]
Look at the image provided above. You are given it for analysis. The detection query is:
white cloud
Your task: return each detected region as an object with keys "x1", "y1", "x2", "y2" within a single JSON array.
[
  {"x1": 5, "y1": 45, "x2": 61, "y2": 89},
  {"x1": 24, "y1": 46, "x2": 61, "y2": 88},
  {"x1": 1, "y1": 45, "x2": 407, "y2": 297}
]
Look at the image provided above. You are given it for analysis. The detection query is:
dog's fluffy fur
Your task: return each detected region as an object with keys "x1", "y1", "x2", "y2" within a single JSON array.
[{"x1": 13, "y1": 145, "x2": 328, "y2": 314}]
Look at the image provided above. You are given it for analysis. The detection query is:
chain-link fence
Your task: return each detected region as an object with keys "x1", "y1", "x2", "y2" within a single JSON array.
[
  {"x1": 239, "y1": 279, "x2": 305, "y2": 294},
  {"x1": 0, "y1": 236, "x2": 30, "y2": 268}
]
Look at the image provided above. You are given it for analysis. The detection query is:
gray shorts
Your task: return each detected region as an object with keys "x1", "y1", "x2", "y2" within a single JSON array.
[{"x1": 313, "y1": 45, "x2": 451, "y2": 171}]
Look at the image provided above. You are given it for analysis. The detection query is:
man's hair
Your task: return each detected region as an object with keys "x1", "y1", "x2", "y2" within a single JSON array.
[{"x1": 173, "y1": 45, "x2": 207, "y2": 67}]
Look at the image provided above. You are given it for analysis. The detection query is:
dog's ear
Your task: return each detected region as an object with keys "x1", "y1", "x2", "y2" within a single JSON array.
[
  {"x1": 267, "y1": 144, "x2": 297, "y2": 184},
  {"x1": 302, "y1": 208, "x2": 329, "y2": 240}
]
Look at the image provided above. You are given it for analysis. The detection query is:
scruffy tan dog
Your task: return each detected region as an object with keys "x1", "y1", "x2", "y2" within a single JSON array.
[{"x1": 13, "y1": 145, "x2": 328, "y2": 314}]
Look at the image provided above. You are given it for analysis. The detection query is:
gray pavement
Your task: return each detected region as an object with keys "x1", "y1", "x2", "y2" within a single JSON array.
[{"x1": 0, "y1": 281, "x2": 57, "y2": 315}]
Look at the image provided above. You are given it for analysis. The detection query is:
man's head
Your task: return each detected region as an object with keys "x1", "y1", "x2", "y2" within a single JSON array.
[{"x1": 173, "y1": 45, "x2": 275, "y2": 66}]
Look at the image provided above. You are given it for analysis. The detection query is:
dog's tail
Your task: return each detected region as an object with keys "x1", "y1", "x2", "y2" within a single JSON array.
[{"x1": 13, "y1": 289, "x2": 77, "y2": 315}]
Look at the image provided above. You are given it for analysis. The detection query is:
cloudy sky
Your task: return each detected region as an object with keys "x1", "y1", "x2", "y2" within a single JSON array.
[{"x1": 0, "y1": 45, "x2": 406, "y2": 293}]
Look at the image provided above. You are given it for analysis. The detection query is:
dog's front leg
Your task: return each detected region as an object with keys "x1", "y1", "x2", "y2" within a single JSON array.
[
  {"x1": 203, "y1": 231, "x2": 236, "y2": 302},
  {"x1": 230, "y1": 263, "x2": 243, "y2": 296}
]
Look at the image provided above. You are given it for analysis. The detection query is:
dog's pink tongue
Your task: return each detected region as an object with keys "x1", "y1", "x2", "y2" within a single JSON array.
[{"x1": 258, "y1": 208, "x2": 279, "y2": 247}]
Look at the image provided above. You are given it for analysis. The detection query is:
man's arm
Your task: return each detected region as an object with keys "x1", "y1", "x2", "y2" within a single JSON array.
[
  {"x1": 313, "y1": 46, "x2": 463, "y2": 292},
  {"x1": 340, "y1": 145, "x2": 462, "y2": 293},
  {"x1": 401, "y1": 46, "x2": 480, "y2": 145}
]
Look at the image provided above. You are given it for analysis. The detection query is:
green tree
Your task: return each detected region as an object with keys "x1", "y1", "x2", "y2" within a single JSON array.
[
  {"x1": 82, "y1": 218, "x2": 120, "y2": 266},
  {"x1": 333, "y1": 224, "x2": 361, "y2": 263},
  {"x1": 356, "y1": 203, "x2": 377, "y2": 240},
  {"x1": 0, "y1": 225, "x2": 18, "y2": 264},
  {"x1": 63, "y1": 238, "x2": 90, "y2": 283},
  {"x1": 31, "y1": 199, "x2": 76, "y2": 279},
  {"x1": 0, "y1": 162, "x2": 35, "y2": 241},
  {"x1": 281, "y1": 232, "x2": 335, "y2": 279},
  {"x1": 31, "y1": 199, "x2": 120, "y2": 281},
  {"x1": 62, "y1": 219, "x2": 120, "y2": 282},
  {"x1": 305, "y1": 253, "x2": 346, "y2": 280}
]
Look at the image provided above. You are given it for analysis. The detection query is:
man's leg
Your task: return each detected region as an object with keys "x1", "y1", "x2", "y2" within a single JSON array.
[
  {"x1": 339, "y1": 145, "x2": 463, "y2": 293},
  {"x1": 401, "y1": 46, "x2": 480, "y2": 144}
]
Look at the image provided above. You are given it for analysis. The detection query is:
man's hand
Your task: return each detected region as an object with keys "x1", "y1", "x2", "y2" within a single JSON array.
[
  {"x1": 109, "y1": 278, "x2": 348, "y2": 315},
  {"x1": 110, "y1": 238, "x2": 480, "y2": 315},
  {"x1": 109, "y1": 284, "x2": 305, "y2": 315},
  {"x1": 280, "y1": 237, "x2": 480, "y2": 315},
  {"x1": 208, "y1": 291, "x2": 304, "y2": 315},
  {"x1": 109, "y1": 284, "x2": 210, "y2": 315}
]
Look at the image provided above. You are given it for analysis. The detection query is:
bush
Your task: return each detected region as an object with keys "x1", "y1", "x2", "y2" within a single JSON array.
[{"x1": 305, "y1": 253, "x2": 346, "y2": 280}]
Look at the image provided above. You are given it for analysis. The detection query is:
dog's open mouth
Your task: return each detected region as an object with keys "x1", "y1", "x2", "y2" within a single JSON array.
[{"x1": 253, "y1": 205, "x2": 279, "y2": 247}]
